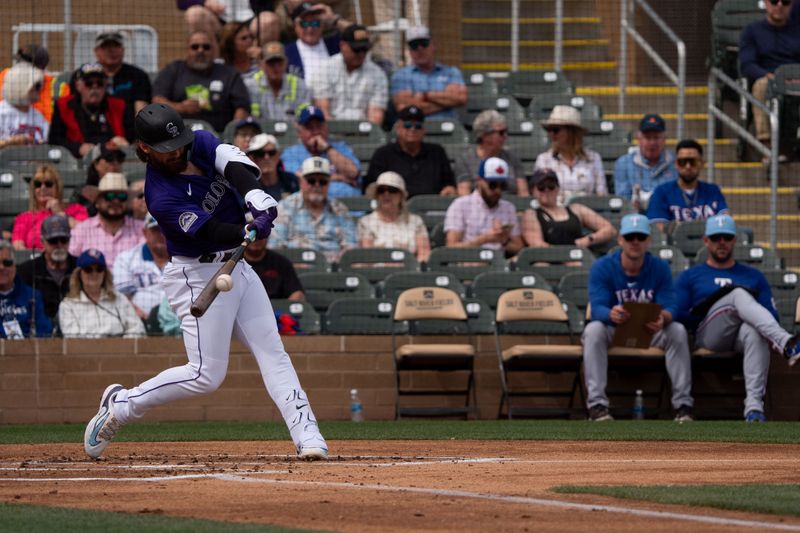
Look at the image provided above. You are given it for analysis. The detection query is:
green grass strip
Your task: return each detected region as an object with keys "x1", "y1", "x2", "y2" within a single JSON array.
[
  {"x1": 2, "y1": 420, "x2": 800, "y2": 445},
  {"x1": 0, "y1": 502, "x2": 324, "y2": 533},
  {"x1": 552, "y1": 484, "x2": 800, "y2": 517}
]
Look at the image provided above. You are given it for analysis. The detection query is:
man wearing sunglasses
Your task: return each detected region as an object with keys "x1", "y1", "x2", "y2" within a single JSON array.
[
  {"x1": 307, "y1": 24, "x2": 388, "y2": 126},
  {"x1": 90, "y1": 32, "x2": 152, "y2": 121},
  {"x1": 0, "y1": 240, "x2": 52, "y2": 339},
  {"x1": 444, "y1": 157, "x2": 523, "y2": 255},
  {"x1": 740, "y1": 0, "x2": 800, "y2": 158},
  {"x1": 390, "y1": 25, "x2": 467, "y2": 120},
  {"x1": 69, "y1": 172, "x2": 145, "y2": 269},
  {"x1": 285, "y1": 2, "x2": 342, "y2": 79},
  {"x1": 17, "y1": 215, "x2": 76, "y2": 322},
  {"x1": 49, "y1": 63, "x2": 133, "y2": 159},
  {"x1": 646, "y1": 139, "x2": 729, "y2": 232},
  {"x1": 152, "y1": 31, "x2": 250, "y2": 133},
  {"x1": 675, "y1": 215, "x2": 800, "y2": 422},
  {"x1": 246, "y1": 133, "x2": 299, "y2": 200}
]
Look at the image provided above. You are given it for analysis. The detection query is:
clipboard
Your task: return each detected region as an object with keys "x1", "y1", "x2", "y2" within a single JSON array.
[{"x1": 611, "y1": 302, "x2": 662, "y2": 348}]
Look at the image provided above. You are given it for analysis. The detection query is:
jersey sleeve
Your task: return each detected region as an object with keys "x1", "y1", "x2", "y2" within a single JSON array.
[
  {"x1": 587, "y1": 259, "x2": 613, "y2": 324},
  {"x1": 674, "y1": 269, "x2": 698, "y2": 328},
  {"x1": 652, "y1": 259, "x2": 678, "y2": 318},
  {"x1": 755, "y1": 271, "x2": 780, "y2": 321},
  {"x1": 645, "y1": 185, "x2": 670, "y2": 223},
  {"x1": 711, "y1": 184, "x2": 729, "y2": 214}
]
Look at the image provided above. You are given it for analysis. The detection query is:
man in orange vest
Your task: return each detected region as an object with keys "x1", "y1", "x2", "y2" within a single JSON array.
[{"x1": 0, "y1": 44, "x2": 57, "y2": 122}]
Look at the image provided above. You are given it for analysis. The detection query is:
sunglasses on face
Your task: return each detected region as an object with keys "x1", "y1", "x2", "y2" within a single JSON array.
[
  {"x1": 536, "y1": 182, "x2": 558, "y2": 192},
  {"x1": 33, "y1": 180, "x2": 55, "y2": 189},
  {"x1": 709, "y1": 234, "x2": 735, "y2": 243},
  {"x1": 305, "y1": 177, "x2": 329, "y2": 187},
  {"x1": 190, "y1": 43, "x2": 212, "y2": 51},
  {"x1": 488, "y1": 129, "x2": 508, "y2": 136},
  {"x1": 403, "y1": 121, "x2": 423, "y2": 130},
  {"x1": 486, "y1": 181, "x2": 507, "y2": 191},
  {"x1": 623, "y1": 233, "x2": 649, "y2": 242},
  {"x1": 377, "y1": 186, "x2": 401, "y2": 195},
  {"x1": 546, "y1": 127, "x2": 562, "y2": 134},
  {"x1": 677, "y1": 158, "x2": 700, "y2": 167},
  {"x1": 102, "y1": 191, "x2": 129, "y2": 202},
  {"x1": 82, "y1": 265, "x2": 106, "y2": 274},
  {"x1": 300, "y1": 20, "x2": 322, "y2": 28},
  {"x1": 84, "y1": 79, "x2": 106, "y2": 89},
  {"x1": 408, "y1": 39, "x2": 430, "y2": 51},
  {"x1": 46, "y1": 237, "x2": 69, "y2": 245},
  {"x1": 251, "y1": 149, "x2": 278, "y2": 159},
  {"x1": 101, "y1": 154, "x2": 125, "y2": 163},
  {"x1": 0, "y1": 258, "x2": 14, "y2": 268},
  {"x1": 768, "y1": 0, "x2": 792, "y2": 6}
]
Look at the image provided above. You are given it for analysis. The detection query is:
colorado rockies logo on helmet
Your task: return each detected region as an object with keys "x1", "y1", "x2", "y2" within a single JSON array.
[{"x1": 166, "y1": 122, "x2": 179, "y2": 138}]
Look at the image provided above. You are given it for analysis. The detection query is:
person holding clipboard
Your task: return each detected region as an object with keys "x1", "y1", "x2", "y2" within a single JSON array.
[{"x1": 583, "y1": 214, "x2": 694, "y2": 422}]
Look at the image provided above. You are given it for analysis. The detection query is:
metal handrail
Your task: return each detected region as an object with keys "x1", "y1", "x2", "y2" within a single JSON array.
[
  {"x1": 706, "y1": 67, "x2": 779, "y2": 256},
  {"x1": 618, "y1": 0, "x2": 686, "y2": 139},
  {"x1": 508, "y1": 0, "x2": 563, "y2": 72}
]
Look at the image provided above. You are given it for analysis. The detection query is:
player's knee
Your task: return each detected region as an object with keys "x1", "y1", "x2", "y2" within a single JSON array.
[
  {"x1": 582, "y1": 320, "x2": 606, "y2": 341},
  {"x1": 731, "y1": 287, "x2": 755, "y2": 302},
  {"x1": 665, "y1": 321, "x2": 688, "y2": 341},
  {"x1": 195, "y1": 368, "x2": 226, "y2": 394}
]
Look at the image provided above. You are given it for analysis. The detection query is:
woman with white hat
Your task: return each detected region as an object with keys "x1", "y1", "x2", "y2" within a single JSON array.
[
  {"x1": 534, "y1": 105, "x2": 606, "y2": 202},
  {"x1": 357, "y1": 171, "x2": 430, "y2": 262}
]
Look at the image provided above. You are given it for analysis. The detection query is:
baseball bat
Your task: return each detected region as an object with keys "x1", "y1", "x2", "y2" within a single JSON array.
[{"x1": 189, "y1": 231, "x2": 255, "y2": 318}]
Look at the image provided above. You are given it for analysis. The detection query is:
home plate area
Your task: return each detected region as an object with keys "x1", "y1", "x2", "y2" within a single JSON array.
[{"x1": 2, "y1": 440, "x2": 800, "y2": 532}]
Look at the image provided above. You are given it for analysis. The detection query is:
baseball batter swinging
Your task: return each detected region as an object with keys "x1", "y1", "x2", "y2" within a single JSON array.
[{"x1": 83, "y1": 103, "x2": 328, "y2": 460}]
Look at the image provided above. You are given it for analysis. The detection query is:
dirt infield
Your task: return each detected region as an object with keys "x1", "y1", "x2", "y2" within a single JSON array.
[{"x1": 2, "y1": 440, "x2": 800, "y2": 532}]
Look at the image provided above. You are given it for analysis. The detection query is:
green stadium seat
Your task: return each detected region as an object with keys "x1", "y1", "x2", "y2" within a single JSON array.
[
  {"x1": 426, "y1": 246, "x2": 506, "y2": 284},
  {"x1": 338, "y1": 247, "x2": 420, "y2": 284},
  {"x1": 407, "y1": 194, "x2": 456, "y2": 230},
  {"x1": 325, "y1": 297, "x2": 397, "y2": 334},
  {"x1": 513, "y1": 246, "x2": 596, "y2": 285},
  {"x1": 297, "y1": 271, "x2": 374, "y2": 313},
  {"x1": 271, "y1": 299, "x2": 321, "y2": 334},
  {"x1": 504, "y1": 70, "x2": 574, "y2": 107},
  {"x1": 471, "y1": 270, "x2": 553, "y2": 309},
  {"x1": 274, "y1": 247, "x2": 330, "y2": 272},
  {"x1": 381, "y1": 271, "x2": 466, "y2": 301}
]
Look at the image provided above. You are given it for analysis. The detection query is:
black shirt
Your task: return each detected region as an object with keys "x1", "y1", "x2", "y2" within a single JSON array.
[
  {"x1": 17, "y1": 254, "x2": 77, "y2": 319},
  {"x1": 245, "y1": 250, "x2": 303, "y2": 300},
  {"x1": 364, "y1": 142, "x2": 456, "y2": 198},
  {"x1": 69, "y1": 63, "x2": 152, "y2": 126}
]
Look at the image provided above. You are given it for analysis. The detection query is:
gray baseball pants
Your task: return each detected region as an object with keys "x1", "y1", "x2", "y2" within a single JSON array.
[
  {"x1": 582, "y1": 320, "x2": 694, "y2": 410},
  {"x1": 695, "y1": 288, "x2": 793, "y2": 416}
]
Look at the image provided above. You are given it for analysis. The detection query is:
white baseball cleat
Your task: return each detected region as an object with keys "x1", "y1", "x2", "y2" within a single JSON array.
[
  {"x1": 84, "y1": 383, "x2": 125, "y2": 459},
  {"x1": 297, "y1": 423, "x2": 328, "y2": 461}
]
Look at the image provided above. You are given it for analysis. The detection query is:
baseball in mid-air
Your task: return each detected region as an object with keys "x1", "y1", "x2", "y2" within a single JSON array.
[{"x1": 215, "y1": 274, "x2": 233, "y2": 292}]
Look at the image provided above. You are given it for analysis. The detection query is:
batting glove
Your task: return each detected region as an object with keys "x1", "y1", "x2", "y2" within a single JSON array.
[{"x1": 246, "y1": 205, "x2": 277, "y2": 240}]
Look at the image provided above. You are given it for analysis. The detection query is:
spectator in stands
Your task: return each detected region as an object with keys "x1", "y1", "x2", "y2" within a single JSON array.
[
  {"x1": 277, "y1": 0, "x2": 352, "y2": 42},
  {"x1": 613, "y1": 113, "x2": 678, "y2": 210},
  {"x1": 0, "y1": 62, "x2": 49, "y2": 147},
  {"x1": 271, "y1": 156, "x2": 357, "y2": 263},
  {"x1": 246, "y1": 133, "x2": 299, "y2": 199},
  {"x1": 231, "y1": 116, "x2": 262, "y2": 151},
  {"x1": 152, "y1": 31, "x2": 250, "y2": 133},
  {"x1": 646, "y1": 139, "x2": 729, "y2": 232},
  {"x1": 583, "y1": 213, "x2": 693, "y2": 422},
  {"x1": 358, "y1": 171, "x2": 431, "y2": 262},
  {"x1": 453, "y1": 110, "x2": 526, "y2": 196},
  {"x1": 244, "y1": 237, "x2": 305, "y2": 301},
  {"x1": 113, "y1": 214, "x2": 169, "y2": 321},
  {"x1": 739, "y1": 0, "x2": 800, "y2": 157},
  {"x1": 285, "y1": 2, "x2": 341, "y2": 79},
  {"x1": 282, "y1": 104, "x2": 361, "y2": 197},
  {"x1": 444, "y1": 157, "x2": 523, "y2": 255},
  {"x1": 521, "y1": 168, "x2": 616, "y2": 248},
  {"x1": 91, "y1": 32, "x2": 153, "y2": 119},
  {"x1": 370, "y1": 0, "x2": 430, "y2": 65},
  {"x1": 128, "y1": 179, "x2": 148, "y2": 221},
  {"x1": 244, "y1": 41, "x2": 312, "y2": 120},
  {"x1": 535, "y1": 105, "x2": 606, "y2": 202},
  {"x1": 308, "y1": 24, "x2": 388, "y2": 125},
  {"x1": 17, "y1": 215, "x2": 76, "y2": 321},
  {"x1": 219, "y1": 21, "x2": 261, "y2": 76},
  {"x1": 86, "y1": 142, "x2": 126, "y2": 186},
  {"x1": 12, "y1": 164, "x2": 89, "y2": 251},
  {"x1": 69, "y1": 172, "x2": 145, "y2": 269},
  {"x1": 0, "y1": 44, "x2": 55, "y2": 122},
  {"x1": 0, "y1": 240, "x2": 52, "y2": 339},
  {"x1": 49, "y1": 63, "x2": 133, "y2": 159},
  {"x1": 390, "y1": 26, "x2": 467, "y2": 120},
  {"x1": 364, "y1": 105, "x2": 456, "y2": 197},
  {"x1": 57, "y1": 248, "x2": 145, "y2": 338},
  {"x1": 179, "y1": 0, "x2": 281, "y2": 48},
  {"x1": 675, "y1": 214, "x2": 800, "y2": 422}
]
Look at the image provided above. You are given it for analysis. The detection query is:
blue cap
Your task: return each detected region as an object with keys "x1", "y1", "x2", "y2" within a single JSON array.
[
  {"x1": 639, "y1": 113, "x2": 666, "y2": 133},
  {"x1": 478, "y1": 157, "x2": 509, "y2": 181},
  {"x1": 619, "y1": 214, "x2": 650, "y2": 236},
  {"x1": 233, "y1": 116, "x2": 262, "y2": 133},
  {"x1": 705, "y1": 214, "x2": 736, "y2": 237},
  {"x1": 77, "y1": 248, "x2": 106, "y2": 269},
  {"x1": 297, "y1": 105, "x2": 325, "y2": 126}
]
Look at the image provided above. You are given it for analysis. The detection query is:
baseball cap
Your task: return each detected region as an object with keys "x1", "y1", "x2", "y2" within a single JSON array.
[
  {"x1": 342, "y1": 24, "x2": 371, "y2": 51},
  {"x1": 301, "y1": 156, "x2": 331, "y2": 177},
  {"x1": 77, "y1": 248, "x2": 106, "y2": 270},
  {"x1": 297, "y1": 105, "x2": 325, "y2": 126},
  {"x1": 478, "y1": 157, "x2": 509, "y2": 181},
  {"x1": 16, "y1": 44, "x2": 49, "y2": 70},
  {"x1": 529, "y1": 168, "x2": 559, "y2": 187},
  {"x1": 95, "y1": 31, "x2": 124, "y2": 46},
  {"x1": 144, "y1": 212, "x2": 159, "y2": 229},
  {"x1": 89, "y1": 142, "x2": 126, "y2": 162},
  {"x1": 619, "y1": 214, "x2": 651, "y2": 236},
  {"x1": 397, "y1": 105, "x2": 425, "y2": 122},
  {"x1": 639, "y1": 113, "x2": 666, "y2": 133},
  {"x1": 705, "y1": 214, "x2": 736, "y2": 237},
  {"x1": 41, "y1": 214, "x2": 70, "y2": 240},
  {"x1": 406, "y1": 25, "x2": 431, "y2": 42},
  {"x1": 98, "y1": 172, "x2": 128, "y2": 192},
  {"x1": 76, "y1": 62, "x2": 105, "y2": 81},
  {"x1": 262, "y1": 41, "x2": 286, "y2": 61},
  {"x1": 233, "y1": 116, "x2": 262, "y2": 134},
  {"x1": 247, "y1": 133, "x2": 280, "y2": 153},
  {"x1": 291, "y1": 1, "x2": 323, "y2": 19}
]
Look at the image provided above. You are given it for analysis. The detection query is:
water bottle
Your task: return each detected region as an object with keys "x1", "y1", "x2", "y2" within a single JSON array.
[
  {"x1": 632, "y1": 389, "x2": 645, "y2": 420},
  {"x1": 350, "y1": 389, "x2": 364, "y2": 422}
]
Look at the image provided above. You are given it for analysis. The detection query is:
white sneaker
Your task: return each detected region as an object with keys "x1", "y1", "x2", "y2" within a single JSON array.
[
  {"x1": 84, "y1": 383, "x2": 124, "y2": 459},
  {"x1": 296, "y1": 422, "x2": 328, "y2": 460}
]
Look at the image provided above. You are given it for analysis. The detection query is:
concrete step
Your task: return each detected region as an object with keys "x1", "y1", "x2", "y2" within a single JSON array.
[
  {"x1": 723, "y1": 187, "x2": 799, "y2": 214},
  {"x1": 462, "y1": 41, "x2": 612, "y2": 64},
  {"x1": 581, "y1": 90, "x2": 710, "y2": 115},
  {"x1": 462, "y1": 20, "x2": 606, "y2": 41},
  {"x1": 463, "y1": 0, "x2": 599, "y2": 19}
]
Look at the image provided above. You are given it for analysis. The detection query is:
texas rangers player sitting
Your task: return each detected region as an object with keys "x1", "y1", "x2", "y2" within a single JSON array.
[
  {"x1": 83, "y1": 103, "x2": 328, "y2": 460},
  {"x1": 675, "y1": 214, "x2": 800, "y2": 422},
  {"x1": 583, "y1": 213, "x2": 694, "y2": 422}
]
